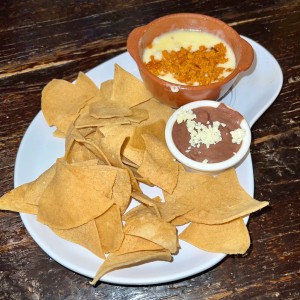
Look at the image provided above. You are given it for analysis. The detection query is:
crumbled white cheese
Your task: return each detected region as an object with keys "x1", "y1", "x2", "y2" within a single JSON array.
[
  {"x1": 176, "y1": 109, "x2": 196, "y2": 124},
  {"x1": 188, "y1": 119, "x2": 223, "y2": 148},
  {"x1": 177, "y1": 109, "x2": 224, "y2": 149},
  {"x1": 230, "y1": 128, "x2": 246, "y2": 144},
  {"x1": 202, "y1": 159, "x2": 208, "y2": 164}
]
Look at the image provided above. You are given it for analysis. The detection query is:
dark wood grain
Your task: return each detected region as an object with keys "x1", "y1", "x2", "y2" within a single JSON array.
[{"x1": 0, "y1": 0, "x2": 299, "y2": 299}]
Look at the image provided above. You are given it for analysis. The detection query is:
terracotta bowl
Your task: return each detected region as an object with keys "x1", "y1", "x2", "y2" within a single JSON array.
[{"x1": 127, "y1": 13, "x2": 254, "y2": 108}]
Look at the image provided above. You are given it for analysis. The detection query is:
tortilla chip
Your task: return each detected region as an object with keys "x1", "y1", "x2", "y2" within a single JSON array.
[
  {"x1": 183, "y1": 169, "x2": 269, "y2": 224},
  {"x1": 0, "y1": 184, "x2": 38, "y2": 214},
  {"x1": 75, "y1": 112, "x2": 130, "y2": 129},
  {"x1": 110, "y1": 64, "x2": 152, "y2": 107},
  {"x1": 0, "y1": 162, "x2": 58, "y2": 214},
  {"x1": 122, "y1": 120, "x2": 166, "y2": 166},
  {"x1": 153, "y1": 199, "x2": 192, "y2": 222},
  {"x1": 137, "y1": 134, "x2": 179, "y2": 193},
  {"x1": 127, "y1": 165, "x2": 154, "y2": 186},
  {"x1": 89, "y1": 99, "x2": 132, "y2": 119},
  {"x1": 75, "y1": 108, "x2": 148, "y2": 129},
  {"x1": 125, "y1": 195, "x2": 191, "y2": 224},
  {"x1": 124, "y1": 209, "x2": 178, "y2": 254},
  {"x1": 95, "y1": 204, "x2": 124, "y2": 253},
  {"x1": 100, "y1": 80, "x2": 113, "y2": 100},
  {"x1": 163, "y1": 164, "x2": 210, "y2": 203},
  {"x1": 90, "y1": 250, "x2": 172, "y2": 285},
  {"x1": 111, "y1": 168, "x2": 132, "y2": 214},
  {"x1": 130, "y1": 192, "x2": 161, "y2": 218},
  {"x1": 70, "y1": 159, "x2": 100, "y2": 167},
  {"x1": 53, "y1": 128, "x2": 65, "y2": 138},
  {"x1": 171, "y1": 215, "x2": 190, "y2": 226},
  {"x1": 134, "y1": 98, "x2": 174, "y2": 125},
  {"x1": 75, "y1": 72, "x2": 101, "y2": 97},
  {"x1": 37, "y1": 159, "x2": 115, "y2": 229},
  {"x1": 53, "y1": 219, "x2": 105, "y2": 259},
  {"x1": 97, "y1": 125, "x2": 141, "y2": 192},
  {"x1": 179, "y1": 218, "x2": 250, "y2": 254},
  {"x1": 98, "y1": 125, "x2": 134, "y2": 168},
  {"x1": 114, "y1": 235, "x2": 164, "y2": 255},
  {"x1": 66, "y1": 126, "x2": 110, "y2": 165},
  {"x1": 41, "y1": 79, "x2": 92, "y2": 135},
  {"x1": 24, "y1": 163, "x2": 56, "y2": 206},
  {"x1": 121, "y1": 156, "x2": 139, "y2": 168}
]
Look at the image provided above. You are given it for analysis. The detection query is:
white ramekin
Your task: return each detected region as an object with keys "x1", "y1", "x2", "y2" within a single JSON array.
[{"x1": 165, "y1": 100, "x2": 251, "y2": 173}]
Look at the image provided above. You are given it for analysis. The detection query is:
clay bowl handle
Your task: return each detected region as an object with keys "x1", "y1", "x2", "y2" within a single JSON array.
[
  {"x1": 127, "y1": 25, "x2": 146, "y2": 62},
  {"x1": 238, "y1": 38, "x2": 254, "y2": 71}
]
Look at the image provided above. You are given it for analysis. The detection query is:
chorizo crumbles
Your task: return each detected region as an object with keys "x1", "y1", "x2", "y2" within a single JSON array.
[{"x1": 144, "y1": 43, "x2": 233, "y2": 86}]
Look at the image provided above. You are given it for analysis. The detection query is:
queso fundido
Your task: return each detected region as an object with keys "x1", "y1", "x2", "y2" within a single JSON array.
[{"x1": 143, "y1": 30, "x2": 236, "y2": 86}]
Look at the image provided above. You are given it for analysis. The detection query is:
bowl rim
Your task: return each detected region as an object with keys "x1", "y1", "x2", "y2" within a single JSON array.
[
  {"x1": 127, "y1": 13, "x2": 252, "y2": 91},
  {"x1": 165, "y1": 100, "x2": 252, "y2": 172}
]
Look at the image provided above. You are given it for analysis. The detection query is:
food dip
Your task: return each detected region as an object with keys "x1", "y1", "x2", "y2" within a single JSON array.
[
  {"x1": 172, "y1": 103, "x2": 246, "y2": 163},
  {"x1": 143, "y1": 30, "x2": 236, "y2": 86}
]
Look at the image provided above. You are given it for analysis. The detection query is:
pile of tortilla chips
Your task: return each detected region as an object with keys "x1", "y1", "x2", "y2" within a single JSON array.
[{"x1": 0, "y1": 64, "x2": 268, "y2": 285}]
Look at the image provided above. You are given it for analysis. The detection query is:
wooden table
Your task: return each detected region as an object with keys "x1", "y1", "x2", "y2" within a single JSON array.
[{"x1": 0, "y1": 1, "x2": 299, "y2": 299}]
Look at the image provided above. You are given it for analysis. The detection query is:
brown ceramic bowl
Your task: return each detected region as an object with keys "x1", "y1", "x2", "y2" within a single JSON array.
[{"x1": 127, "y1": 13, "x2": 254, "y2": 108}]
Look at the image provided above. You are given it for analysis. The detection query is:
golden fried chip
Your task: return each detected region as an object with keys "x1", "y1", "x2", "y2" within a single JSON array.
[
  {"x1": 90, "y1": 250, "x2": 172, "y2": 285},
  {"x1": 41, "y1": 79, "x2": 93, "y2": 135},
  {"x1": 171, "y1": 215, "x2": 190, "y2": 226},
  {"x1": 0, "y1": 162, "x2": 58, "y2": 214},
  {"x1": 53, "y1": 219, "x2": 105, "y2": 259},
  {"x1": 127, "y1": 108, "x2": 149, "y2": 123},
  {"x1": 114, "y1": 235, "x2": 163, "y2": 255},
  {"x1": 130, "y1": 192, "x2": 161, "y2": 218},
  {"x1": 153, "y1": 199, "x2": 192, "y2": 222},
  {"x1": 122, "y1": 120, "x2": 166, "y2": 166},
  {"x1": 74, "y1": 108, "x2": 148, "y2": 129},
  {"x1": 98, "y1": 125, "x2": 134, "y2": 168},
  {"x1": 121, "y1": 156, "x2": 139, "y2": 168},
  {"x1": 66, "y1": 126, "x2": 110, "y2": 165},
  {"x1": 111, "y1": 64, "x2": 152, "y2": 107},
  {"x1": 111, "y1": 168, "x2": 132, "y2": 214},
  {"x1": 135, "y1": 98, "x2": 174, "y2": 125},
  {"x1": 137, "y1": 134, "x2": 179, "y2": 193},
  {"x1": 97, "y1": 125, "x2": 141, "y2": 192},
  {"x1": 0, "y1": 184, "x2": 38, "y2": 214},
  {"x1": 179, "y1": 218, "x2": 250, "y2": 254},
  {"x1": 37, "y1": 159, "x2": 115, "y2": 229},
  {"x1": 163, "y1": 164, "x2": 210, "y2": 202},
  {"x1": 124, "y1": 195, "x2": 191, "y2": 223},
  {"x1": 70, "y1": 159, "x2": 100, "y2": 166},
  {"x1": 53, "y1": 128, "x2": 65, "y2": 138},
  {"x1": 165, "y1": 167, "x2": 268, "y2": 224},
  {"x1": 65, "y1": 139, "x2": 98, "y2": 164},
  {"x1": 183, "y1": 169, "x2": 269, "y2": 224},
  {"x1": 75, "y1": 112, "x2": 130, "y2": 128},
  {"x1": 124, "y1": 209, "x2": 178, "y2": 254},
  {"x1": 89, "y1": 100, "x2": 132, "y2": 119},
  {"x1": 75, "y1": 72, "x2": 100, "y2": 97},
  {"x1": 127, "y1": 166, "x2": 154, "y2": 186},
  {"x1": 95, "y1": 204, "x2": 124, "y2": 253},
  {"x1": 100, "y1": 80, "x2": 113, "y2": 100},
  {"x1": 24, "y1": 164, "x2": 56, "y2": 205}
]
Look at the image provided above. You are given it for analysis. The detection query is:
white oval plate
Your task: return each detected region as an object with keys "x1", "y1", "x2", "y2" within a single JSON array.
[{"x1": 14, "y1": 36, "x2": 282, "y2": 285}]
